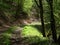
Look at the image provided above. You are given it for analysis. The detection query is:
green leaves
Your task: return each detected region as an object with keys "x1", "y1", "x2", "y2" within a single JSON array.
[
  {"x1": 0, "y1": 33, "x2": 11, "y2": 45},
  {"x1": 21, "y1": 26, "x2": 49, "y2": 44},
  {"x1": 22, "y1": 26, "x2": 43, "y2": 37},
  {"x1": 23, "y1": 0, "x2": 33, "y2": 13}
]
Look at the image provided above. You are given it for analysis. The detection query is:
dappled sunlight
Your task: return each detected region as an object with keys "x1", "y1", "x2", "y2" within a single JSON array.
[
  {"x1": 22, "y1": 26, "x2": 43, "y2": 37},
  {"x1": 0, "y1": 0, "x2": 60, "y2": 45}
]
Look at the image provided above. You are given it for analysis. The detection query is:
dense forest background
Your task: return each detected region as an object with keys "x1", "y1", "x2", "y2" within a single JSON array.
[{"x1": 0, "y1": 0, "x2": 60, "y2": 45}]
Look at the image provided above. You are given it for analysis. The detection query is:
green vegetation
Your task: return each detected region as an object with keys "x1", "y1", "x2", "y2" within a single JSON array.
[
  {"x1": 23, "y1": 0, "x2": 33, "y2": 13},
  {"x1": 0, "y1": 33, "x2": 11, "y2": 45},
  {"x1": 0, "y1": 26, "x2": 17, "y2": 45},
  {"x1": 5, "y1": 26, "x2": 19, "y2": 33},
  {"x1": 0, "y1": 26, "x2": 49, "y2": 45},
  {"x1": 0, "y1": 0, "x2": 60, "y2": 45},
  {"x1": 22, "y1": 26, "x2": 43, "y2": 37},
  {"x1": 0, "y1": 26, "x2": 59, "y2": 45},
  {"x1": 21, "y1": 26, "x2": 49, "y2": 45}
]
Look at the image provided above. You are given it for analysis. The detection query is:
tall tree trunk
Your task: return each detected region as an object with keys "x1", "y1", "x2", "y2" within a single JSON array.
[
  {"x1": 47, "y1": 0, "x2": 57, "y2": 42},
  {"x1": 39, "y1": 0, "x2": 46, "y2": 37},
  {"x1": 34, "y1": 0, "x2": 46, "y2": 37}
]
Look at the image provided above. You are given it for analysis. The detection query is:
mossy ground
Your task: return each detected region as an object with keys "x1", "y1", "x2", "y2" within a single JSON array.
[{"x1": 0, "y1": 25, "x2": 59, "y2": 45}]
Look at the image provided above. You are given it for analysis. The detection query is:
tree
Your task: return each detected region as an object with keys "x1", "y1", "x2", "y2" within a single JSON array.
[
  {"x1": 46, "y1": 0, "x2": 57, "y2": 42},
  {"x1": 34, "y1": 0, "x2": 46, "y2": 37}
]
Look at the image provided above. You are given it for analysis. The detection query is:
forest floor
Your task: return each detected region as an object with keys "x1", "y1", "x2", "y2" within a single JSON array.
[
  {"x1": 0, "y1": 19, "x2": 59, "y2": 45},
  {"x1": 0, "y1": 18, "x2": 40, "y2": 31},
  {"x1": 0, "y1": 21, "x2": 42, "y2": 45}
]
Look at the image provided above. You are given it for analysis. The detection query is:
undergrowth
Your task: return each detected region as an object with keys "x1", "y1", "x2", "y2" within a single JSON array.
[{"x1": 0, "y1": 25, "x2": 59, "y2": 45}]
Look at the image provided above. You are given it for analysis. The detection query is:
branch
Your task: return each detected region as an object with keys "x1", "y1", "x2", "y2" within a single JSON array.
[{"x1": 34, "y1": 0, "x2": 40, "y2": 8}]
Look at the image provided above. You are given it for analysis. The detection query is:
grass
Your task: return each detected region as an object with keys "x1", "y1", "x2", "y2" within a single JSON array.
[
  {"x1": 22, "y1": 25, "x2": 43, "y2": 37},
  {"x1": 21, "y1": 25, "x2": 49, "y2": 45},
  {"x1": 0, "y1": 26, "x2": 18, "y2": 45},
  {"x1": 0, "y1": 25, "x2": 59, "y2": 45},
  {"x1": 0, "y1": 33, "x2": 11, "y2": 45}
]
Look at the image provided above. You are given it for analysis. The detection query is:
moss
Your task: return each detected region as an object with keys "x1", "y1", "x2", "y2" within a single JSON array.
[
  {"x1": 21, "y1": 26, "x2": 49, "y2": 45},
  {"x1": 0, "y1": 25, "x2": 58, "y2": 45},
  {"x1": 22, "y1": 25, "x2": 43, "y2": 37}
]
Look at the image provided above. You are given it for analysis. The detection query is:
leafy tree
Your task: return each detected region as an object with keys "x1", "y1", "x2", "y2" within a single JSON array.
[{"x1": 0, "y1": 0, "x2": 33, "y2": 22}]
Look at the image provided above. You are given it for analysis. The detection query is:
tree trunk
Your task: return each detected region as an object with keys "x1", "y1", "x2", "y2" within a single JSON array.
[
  {"x1": 34, "y1": 0, "x2": 46, "y2": 37},
  {"x1": 39, "y1": 0, "x2": 46, "y2": 37},
  {"x1": 47, "y1": 0, "x2": 57, "y2": 42}
]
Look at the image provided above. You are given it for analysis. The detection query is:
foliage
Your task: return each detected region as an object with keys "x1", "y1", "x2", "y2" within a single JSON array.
[
  {"x1": 0, "y1": 33, "x2": 11, "y2": 45},
  {"x1": 22, "y1": 25, "x2": 43, "y2": 37},
  {"x1": 21, "y1": 26, "x2": 49, "y2": 45},
  {"x1": 0, "y1": 0, "x2": 60, "y2": 45},
  {"x1": 0, "y1": 25, "x2": 59, "y2": 45},
  {"x1": 0, "y1": 26, "x2": 48, "y2": 45},
  {"x1": 23, "y1": 0, "x2": 33, "y2": 13},
  {"x1": 0, "y1": 0, "x2": 33, "y2": 22},
  {"x1": 0, "y1": 26, "x2": 20, "y2": 45},
  {"x1": 5, "y1": 26, "x2": 18, "y2": 33}
]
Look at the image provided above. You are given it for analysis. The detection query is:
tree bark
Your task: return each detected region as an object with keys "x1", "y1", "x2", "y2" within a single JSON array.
[
  {"x1": 47, "y1": 0, "x2": 57, "y2": 42},
  {"x1": 39, "y1": 0, "x2": 46, "y2": 37},
  {"x1": 34, "y1": 0, "x2": 46, "y2": 37}
]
